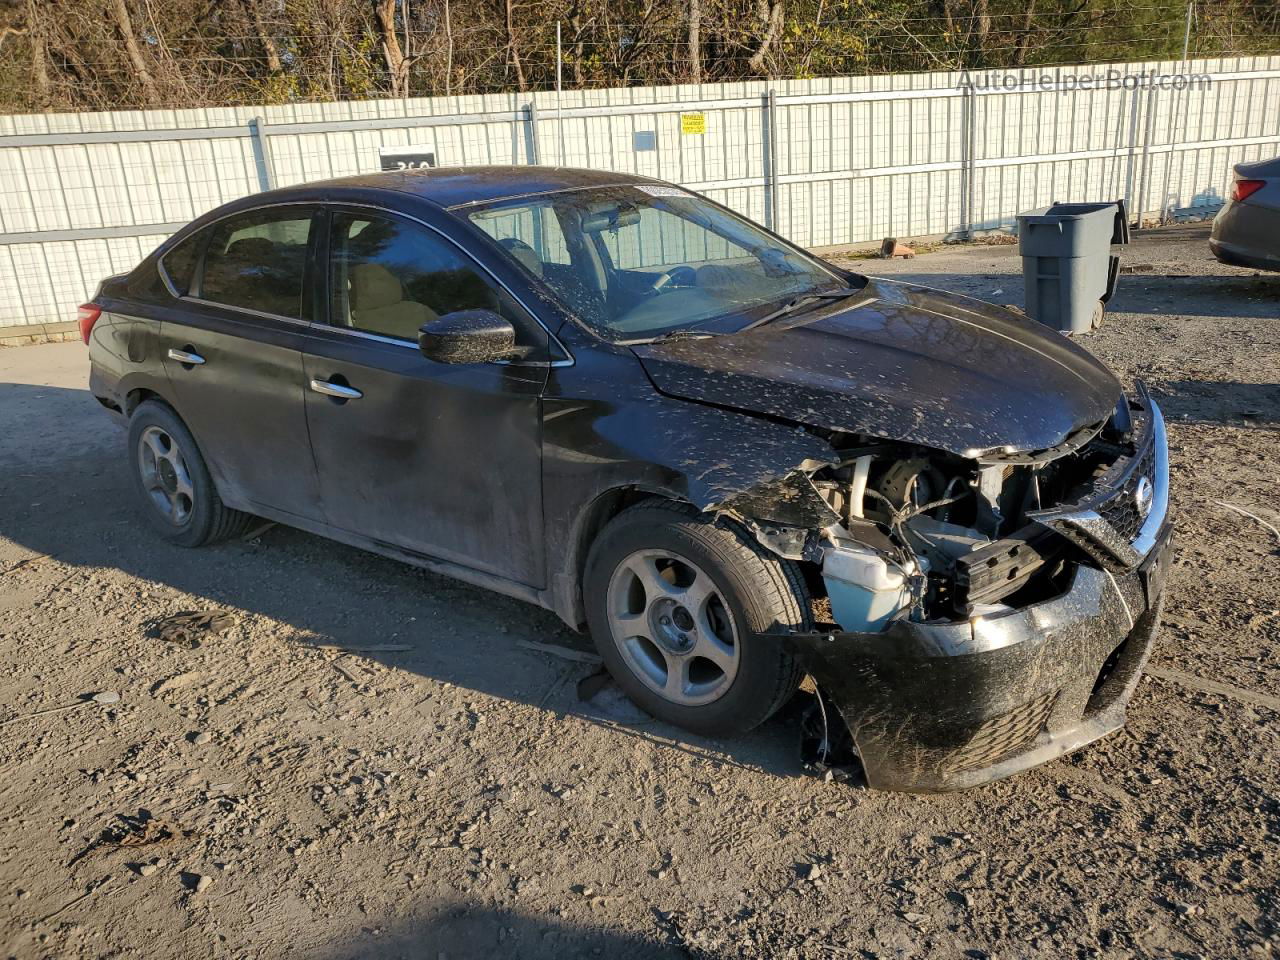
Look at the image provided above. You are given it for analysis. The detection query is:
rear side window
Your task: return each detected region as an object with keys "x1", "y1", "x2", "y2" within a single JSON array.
[
  {"x1": 199, "y1": 209, "x2": 313, "y2": 318},
  {"x1": 158, "y1": 231, "x2": 204, "y2": 296}
]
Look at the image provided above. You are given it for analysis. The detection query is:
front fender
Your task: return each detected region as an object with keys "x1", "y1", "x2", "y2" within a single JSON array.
[{"x1": 541, "y1": 347, "x2": 840, "y2": 625}]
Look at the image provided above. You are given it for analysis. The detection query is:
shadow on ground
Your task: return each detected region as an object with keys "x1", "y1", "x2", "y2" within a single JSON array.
[
  {"x1": 312, "y1": 900, "x2": 688, "y2": 960},
  {"x1": 1152, "y1": 380, "x2": 1280, "y2": 429},
  {"x1": 0, "y1": 380, "x2": 813, "y2": 782}
]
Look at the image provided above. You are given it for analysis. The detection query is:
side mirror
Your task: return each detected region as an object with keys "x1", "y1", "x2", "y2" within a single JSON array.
[{"x1": 418, "y1": 309, "x2": 518, "y2": 364}]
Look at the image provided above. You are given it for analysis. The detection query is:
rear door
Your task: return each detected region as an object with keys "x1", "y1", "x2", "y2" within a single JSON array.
[
  {"x1": 160, "y1": 205, "x2": 323, "y2": 521},
  {"x1": 300, "y1": 207, "x2": 549, "y2": 586}
]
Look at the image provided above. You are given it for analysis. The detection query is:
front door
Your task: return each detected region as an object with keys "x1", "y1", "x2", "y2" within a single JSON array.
[
  {"x1": 160, "y1": 205, "x2": 323, "y2": 522},
  {"x1": 301, "y1": 208, "x2": 548, "y2": 587}
]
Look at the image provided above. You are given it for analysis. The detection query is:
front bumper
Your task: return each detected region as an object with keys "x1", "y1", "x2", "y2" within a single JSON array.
[{"x1": 792, "y1": 395, "x2": 1173, "y2": 792}]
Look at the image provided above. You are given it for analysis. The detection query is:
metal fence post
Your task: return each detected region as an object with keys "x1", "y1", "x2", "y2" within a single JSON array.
[
  {"x1": 1123, "y1": 85, "x2": 1143, "y2": 221},
  {"x1": 764, "y1": 89, "x2": 780, "y2": 232},
  {"x1": 961, "y1": 82, "x2": 977, "y2": 239},
  {"x1": 526, "y1": 102, "x2": 541, "y2": 165},
  {"x1": 1135, "y1": 81, "x2": 1160, "y2": 229},
  {"x1": 248, "y1": 116, "x2": 275, "y2": 191},
  {"x1": 1159, "y1": 0, "x2": 1197, "y2": 224}
]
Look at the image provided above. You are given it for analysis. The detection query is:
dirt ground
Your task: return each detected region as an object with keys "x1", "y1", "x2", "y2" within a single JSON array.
[{"x1": 1, "y1": 220, "x2": 1277, "y2": 960}]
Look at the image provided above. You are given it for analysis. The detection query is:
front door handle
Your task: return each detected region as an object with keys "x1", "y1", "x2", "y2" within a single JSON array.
[
  {"x1": 309, "y1": 378, "x2": 363, "y2": 400},
  {"x1": 167, "y1": 348, "x2": 205, "y2": 365}
]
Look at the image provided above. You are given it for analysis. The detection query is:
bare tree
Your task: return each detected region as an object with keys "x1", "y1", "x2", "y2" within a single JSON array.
[
  {"x1": 687, "y1": 0, "x2": 701, "y2": 83},
  {"x1": 443, "y1": 0, "x2": 453, "y2": 95},
  {"x1": 108, "y1": 0, "x2": 159, "y2": 103},
  {"x1": 1014, "y1": 0, "x2": 1036, "y2": 66},
  {"x1": 242, "y1": 0, "x2": 283, "y2": 72},
  {"x1": 971, "y1": 0, "x2": 991, "y2": 64},
  {"x1": 747, "y1": 0, "x2": 784, "y2": 75},
  {"x1": 567, "y1": 1, "x2": 587, "y2": 85},
  {"x1": 0, "y1": 0, "x2": 1257, "y2": 113},
  {"x1": 20, "y1": 0, "x2": 49, "y2": 104},
  {"x1": 375, "y1": 0, "x2": 409, "y2": 95},
  {"x1": 502, "y1": 0, "x2": 527, "y2": 91}
]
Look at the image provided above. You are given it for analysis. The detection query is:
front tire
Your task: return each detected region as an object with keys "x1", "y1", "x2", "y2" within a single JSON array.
[
  {"x1": 127, "y1": 401, "x2": 252, "y2": 547},
  {"x1": 583, "y1": 501, "x2": 809, "y2": 737}
]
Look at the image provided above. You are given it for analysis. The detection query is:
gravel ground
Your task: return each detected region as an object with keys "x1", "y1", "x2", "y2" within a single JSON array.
[{"x1": 0, "y1": 221, "x2": 1277, "y2": 960}]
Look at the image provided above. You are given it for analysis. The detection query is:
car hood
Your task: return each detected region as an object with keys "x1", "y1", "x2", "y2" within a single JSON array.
[{"x1": 632, "y1": 279, "x2": 1123, "y2": 458}]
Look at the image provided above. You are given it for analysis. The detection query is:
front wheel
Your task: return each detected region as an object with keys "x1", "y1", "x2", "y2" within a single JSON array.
[{"x1": 583, "y1": 501, "x2": 810, "y2": 737}]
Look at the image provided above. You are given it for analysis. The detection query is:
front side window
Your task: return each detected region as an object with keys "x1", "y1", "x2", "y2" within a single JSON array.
[
  {"x1": 199, "y1": 209, "x2": 313, "y2": 318},
  {"x1": 470, "y1": 203, "x2": 572, "y2": 270},
  {"x1": 459, "y1": 185, "x2": 850, "y2": 342},
  {"x1": 328, "y1": 212, "x2": 524, "y2": 344}
]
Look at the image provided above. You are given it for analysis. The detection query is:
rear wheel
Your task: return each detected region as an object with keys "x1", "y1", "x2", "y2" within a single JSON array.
[
  {"x1": 584, "y1": 501, "x2": 809, "y2": 737},
  {"x1": 127, "y1": 401, "x2": 252, "y2": 547}
]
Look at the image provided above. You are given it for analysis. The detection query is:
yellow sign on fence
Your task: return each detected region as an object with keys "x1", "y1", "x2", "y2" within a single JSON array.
[{"x1": 680, "y1": 112, "x2": 707, "y2": 135}]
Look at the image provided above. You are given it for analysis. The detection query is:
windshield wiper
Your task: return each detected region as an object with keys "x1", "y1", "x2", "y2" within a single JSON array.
[
  {"x1": 737, "y1": 287, "x2": 863, "y2": 333},
  {"x1": 645, "y1": 328, "x2": 717, "y2": 344}
]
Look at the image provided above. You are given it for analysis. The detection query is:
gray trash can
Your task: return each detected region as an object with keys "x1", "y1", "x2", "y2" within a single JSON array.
[{"x1": 1017, "y1": 200, "x2": 1129, "y2": 334}]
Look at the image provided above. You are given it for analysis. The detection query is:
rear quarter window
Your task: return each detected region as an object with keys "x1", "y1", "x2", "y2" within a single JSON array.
[{"x1": 158, "y1": 231, "x2": 204, "y2": 296}]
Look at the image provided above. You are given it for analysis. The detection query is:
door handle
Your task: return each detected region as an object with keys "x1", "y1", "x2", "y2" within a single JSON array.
[
  {"x1": 309, "y1": 378, "x2": 363, "y2": 400},
  {"x1": 167, "y1": 348, "x2": 205, "y2": 365}
]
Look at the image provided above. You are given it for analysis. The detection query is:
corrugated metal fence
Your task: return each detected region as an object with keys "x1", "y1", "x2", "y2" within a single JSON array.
[{"x1": 1, "y1": 55, "x2": 1278, "y2": 328}]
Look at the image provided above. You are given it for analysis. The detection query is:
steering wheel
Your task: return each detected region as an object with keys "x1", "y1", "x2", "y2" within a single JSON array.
[{"x1": 649, "y1": 265, "x2": 697, "y2": 293}]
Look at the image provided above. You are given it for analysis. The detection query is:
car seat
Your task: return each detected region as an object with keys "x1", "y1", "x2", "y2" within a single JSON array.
[{"x1": 349, "y1": 262, "x2": 439, "y2": 340}]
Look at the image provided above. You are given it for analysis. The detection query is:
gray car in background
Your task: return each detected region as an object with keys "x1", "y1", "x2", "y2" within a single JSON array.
[{"x1": 1210, "y1": 155, "x2": 1280, "y2": 272}]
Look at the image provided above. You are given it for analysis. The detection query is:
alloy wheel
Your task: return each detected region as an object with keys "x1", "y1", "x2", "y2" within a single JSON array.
[
  {"x1": 137, "y1": 425, "x2": 195, "y2": 526},
  {"x1": 605, "y1": 549, "x2": 740, "y2": 707}
]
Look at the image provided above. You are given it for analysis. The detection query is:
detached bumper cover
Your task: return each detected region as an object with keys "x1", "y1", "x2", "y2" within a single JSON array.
[{"x1": 791, "y1": 396, "x2": 1173, "y2": 793}]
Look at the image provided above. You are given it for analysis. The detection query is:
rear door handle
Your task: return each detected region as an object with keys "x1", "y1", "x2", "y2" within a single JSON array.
[
  {"x1": 167, "y1": 348, "x2": 205, "y2": 365},
  {"x1": 309, "y1": 378, "x2": 363, "y2": 400}
]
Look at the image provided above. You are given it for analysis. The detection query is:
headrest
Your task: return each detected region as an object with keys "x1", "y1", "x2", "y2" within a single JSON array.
[
  {"x1": 349, "y1": 263, "x2": 403, "y2": 312},
  {"x1": 225, "y1": 237, "x2": 275, "y2": 260},
  {"x1": 499, "y1": 237, "x2": 543, "y2": 277}
]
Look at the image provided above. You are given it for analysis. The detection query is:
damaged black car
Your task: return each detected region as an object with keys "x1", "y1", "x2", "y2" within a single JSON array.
[{"x1": 84, "y1": 166, "x2": 1172, "y2": 792}]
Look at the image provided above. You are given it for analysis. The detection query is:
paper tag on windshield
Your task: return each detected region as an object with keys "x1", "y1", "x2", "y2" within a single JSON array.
[{"x1": 634, "y1": 185, "x2": 691, "y2": 198}]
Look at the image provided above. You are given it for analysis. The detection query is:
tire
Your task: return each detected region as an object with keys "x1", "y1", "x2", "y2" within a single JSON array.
[
  {"x1": 583, "y1": 500, "x2": 809, "y2": 737},
  {"x1": 127, "y1": 400, "x2": 252, "y2": 547}
]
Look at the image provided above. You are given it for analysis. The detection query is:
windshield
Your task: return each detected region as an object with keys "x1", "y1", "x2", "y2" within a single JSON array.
[{"x1": 458, "y1": 184, "x2": 854, "y2": 342}]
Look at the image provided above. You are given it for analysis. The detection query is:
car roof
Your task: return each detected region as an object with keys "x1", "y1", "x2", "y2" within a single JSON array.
[{"x1": 264, "y1": 165, "x2": 665, "y2": 210}]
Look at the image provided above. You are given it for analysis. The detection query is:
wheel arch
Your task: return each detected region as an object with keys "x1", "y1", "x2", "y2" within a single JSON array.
[
  {"x1": 119, "y1": 380, "x2": 235, "y2": 507},
  {"x1": 124, "y1": 385, "x2": 173, "y2": 417},
  {"x1": 553, "y1": 483, "x2": 690, "y2": 629}
]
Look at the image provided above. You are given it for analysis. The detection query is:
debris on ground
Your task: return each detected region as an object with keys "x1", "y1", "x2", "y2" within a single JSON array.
[{"x1": 149, "y1": 609, "x2": 237, "y2": 647}]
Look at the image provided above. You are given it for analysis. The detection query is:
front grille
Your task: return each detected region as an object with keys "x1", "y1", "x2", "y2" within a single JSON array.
[
  {"x1": 1098, "y1": 442, "x2": 1156, "y2": 542},
  {"x1": 942, "y1": 692, "x2": 1057, "y2": 773}
]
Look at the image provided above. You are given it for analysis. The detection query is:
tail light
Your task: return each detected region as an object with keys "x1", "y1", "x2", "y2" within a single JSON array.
[
  {"x1": 77, "y1": 304, "x2": 102, "y2": 344},
  {"x1": 1231, "y1": 179, "x2": 1265, "y2": 203}
]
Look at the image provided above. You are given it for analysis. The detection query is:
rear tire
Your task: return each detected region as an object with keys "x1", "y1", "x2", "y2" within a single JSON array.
[
  {"x1": 583, "y1": 501, "x2": 809, "y2": 737},
  {"x1": 127, "y1": 401, "x2": 252, "y2": 547}
]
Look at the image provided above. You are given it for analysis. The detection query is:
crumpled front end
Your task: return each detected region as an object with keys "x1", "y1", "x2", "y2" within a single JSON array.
[
  {"x1": 791, "y1": 539, "x2": 1169, "y2": 791},
  {"x1": 717, "y1": 383, "x2": 1173, "y2": 792}
]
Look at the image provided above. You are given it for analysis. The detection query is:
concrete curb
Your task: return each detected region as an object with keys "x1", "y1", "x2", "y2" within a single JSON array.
[{"x1": 0, "y1": 321, "x2": 80, "y2": 346}]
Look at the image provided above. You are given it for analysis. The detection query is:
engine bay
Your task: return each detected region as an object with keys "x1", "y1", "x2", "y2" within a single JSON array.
[{"x1": 800, "y1": 397, "x2": 1148, "y2": 629}]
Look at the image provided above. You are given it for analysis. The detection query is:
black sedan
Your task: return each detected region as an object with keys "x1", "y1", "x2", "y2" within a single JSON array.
[{"x1": 84, "y1": 166, "x2": 1172, "y2": 792}]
